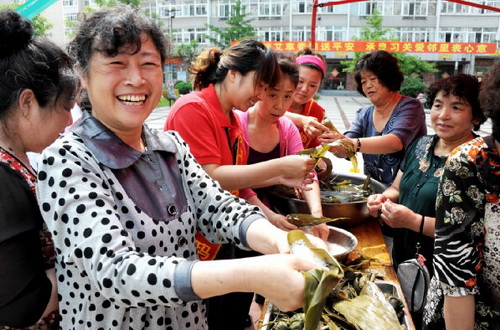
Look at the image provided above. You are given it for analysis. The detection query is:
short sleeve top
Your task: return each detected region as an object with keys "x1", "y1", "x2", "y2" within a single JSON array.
[{"x1": 344, "y1": 96, "x2": 426, "y2": 185}]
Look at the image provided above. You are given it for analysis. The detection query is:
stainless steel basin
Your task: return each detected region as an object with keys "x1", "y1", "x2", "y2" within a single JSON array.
[{"x1": 266, "y1": 172, "x2": 387, "y2": 228}]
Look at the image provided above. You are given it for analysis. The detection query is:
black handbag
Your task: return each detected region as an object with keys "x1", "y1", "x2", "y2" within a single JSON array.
[{"x1": 396, "y1": 216, "x2": 430, "y2": 314}]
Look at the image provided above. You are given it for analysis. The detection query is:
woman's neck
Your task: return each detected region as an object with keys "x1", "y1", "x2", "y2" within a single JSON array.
[
  {"x1": 289, "y1": 101, "x2": 304, "y2": 114},
  {"x1": 248, "y1": 106, "x2": 275, "y2": 131},
  {"x1": 214, "y1": 83, "x2": 234, "y2": 120},
  {"x1": 435, "y1": 132, "x2": 475, "y2": 157},
  {"x1": 374, "y1": 92, "x2": 401, "y2": 116},
  {"x1": 0, "y1": 133, "x2": 31, "y2": 168}
]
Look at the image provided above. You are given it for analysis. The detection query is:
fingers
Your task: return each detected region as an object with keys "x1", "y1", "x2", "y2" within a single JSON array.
[
  {"x1": 308, "y1": 224, "x2": 329, "y2": 241},
  {"x1": 303, "y1": 117, "x2": 328, "y2": 139},
  {"x1": 279, "y1": 220, "x2": 298, "y2": 231},
  {"x1": 318, "y1": 131, "x2": 343, "y2": 145}
]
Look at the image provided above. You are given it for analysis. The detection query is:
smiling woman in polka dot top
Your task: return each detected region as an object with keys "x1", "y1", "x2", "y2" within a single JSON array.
[{"x1": 35, "y1": 5, "x2": 326, "y2": 329}]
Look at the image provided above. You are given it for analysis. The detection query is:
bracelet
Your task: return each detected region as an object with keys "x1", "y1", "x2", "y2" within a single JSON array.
[
  {"x1": 419, "y1": 215, "x2": 425, "y2": 235},
  {"x1": 356, "y1": 138, "x2": 361, "y2": 152}
]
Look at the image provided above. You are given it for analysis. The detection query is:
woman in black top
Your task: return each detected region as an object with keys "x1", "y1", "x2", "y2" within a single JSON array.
[{"x1": 0, "y1": 9, "x2": 79, "y2": 329}]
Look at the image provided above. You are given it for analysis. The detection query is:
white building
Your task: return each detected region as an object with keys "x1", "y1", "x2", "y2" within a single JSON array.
[{"x1": 10, "y1": 0, "x2": 500, "y2": 90}]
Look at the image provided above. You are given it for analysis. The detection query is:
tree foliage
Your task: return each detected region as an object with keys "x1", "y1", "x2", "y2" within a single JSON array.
[
  {"x1": 1, "y1": 3, "x2": 53, "y2": 37},
  {"x1": 204, "y1": 0, "x2": 256, "y2": 49},
  {"x1": 341, "y1": 9, "x2": 437, "y2": 77},
  {"x1": 174, "y1": 40, "x2": 199, "y2": 66},
  {"x1": 400, "y1": 76, "x2": 427, "y2": 98}
]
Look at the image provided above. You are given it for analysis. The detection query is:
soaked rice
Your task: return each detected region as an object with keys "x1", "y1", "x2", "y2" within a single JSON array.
[{"x1": 291, "y1": 239, "x2": 328, "y2": 268}]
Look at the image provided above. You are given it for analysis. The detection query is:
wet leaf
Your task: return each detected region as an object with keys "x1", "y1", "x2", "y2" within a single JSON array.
[{"x1": 286, "y1": 214, "x2": 348, "y2": 227}]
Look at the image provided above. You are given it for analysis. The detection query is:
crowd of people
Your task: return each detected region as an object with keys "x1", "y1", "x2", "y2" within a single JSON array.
[{"x1": 0, "y1": 5, "x2": 498, "y2": 330}]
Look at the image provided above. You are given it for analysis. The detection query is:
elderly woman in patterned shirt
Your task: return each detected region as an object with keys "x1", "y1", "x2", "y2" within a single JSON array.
[
  {"x1": 367, "y1": 73, "x2": 486, "y2": 328},
  {"x1": 423, "y1": 58, "x2": 500, "y2": 330}
]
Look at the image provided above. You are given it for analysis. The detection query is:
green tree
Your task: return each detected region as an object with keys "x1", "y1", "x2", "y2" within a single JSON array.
[
  {"x1": 174, "y1": 40, "x2": 200, "y2": 66},
  {"x1": 400, "y1": 75, "x2": 427, "y2": 98},
  {"x1": 1, "y1": 3, "x2": 53, "y2": 37},
  {"x1": 204, "y1": 0, "x2": 256, "y2": 49},
  {"x1": 341, "y1": 9, "x2": 437, "y2": 77}
]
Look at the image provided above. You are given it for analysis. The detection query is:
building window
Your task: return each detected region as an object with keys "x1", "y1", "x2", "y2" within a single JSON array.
[
  {"x1": 359, "y1": 0, "x2": 384, "y2": 15},
  {"x1": 257, "y1": 27, "x2": 284, "y2": 41},
  {"x1": 219, "y1": 3, "x2": 231, "y2": 17},
  {"x1": 167, "y1": 1, "x2": 207, "y2": 17},
  {"x1": 295, "y1": 1, "x2": 312, "y2": 13},
  {"x1": 64, "y1": 13, "x2": 77, "y2": 35},
  {"x1": 439, "y1": 28, "x2": 467, "y2": 43},
  {"x1": 317, "y1": 26, "x2": 346, "y2": 41},
  {"x1": 172, "y1": 28, "x2": 208, "y2": 44},
  {"x1": 402, "y1": 0, "x2": 428, "y2": 16},
  {"x1": 319, "y1": 4, "x2": 348, "y2": 14},
  {"x1": 63, "y1": 0, "x2": 76, "y2": 7},
  {"x1": 292, "y1": 26, "x2": 311, "y2": 41}
]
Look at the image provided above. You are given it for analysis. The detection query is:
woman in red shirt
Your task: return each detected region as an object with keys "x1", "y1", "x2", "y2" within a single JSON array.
[{"x1": 285, "y1": 48, "x2": 339, "y2": 149}]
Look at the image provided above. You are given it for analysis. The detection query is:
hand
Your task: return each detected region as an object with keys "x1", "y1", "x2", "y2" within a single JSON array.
[
  {"x1": 318, "y1": 131, "x2": 344, "y2": 145},
  {"x1": 380, "y1": 199, "x2": 417, "y2": 229},
  {"x1": 278, "y1": 173, "x2": 314, "y2": 190},
  {"x1": 367, "y1": 193, "x2": 387, "y2": 217},
  {"x1": 268, "y1": 212, "x2": 298, "y2": 232},
  {"x1": 306, "y1": 223, "x2": 329, "y2": 241},
  {"x1": 301, "y1": 116, "x2": 329, "y2": 139},
  {"x1": 315, "y1": 158, "x2": 332, "y2": 181},
  {"x1": 279, "y1": 155, "x2": 316, "y2": 179},
  {"x1": 326, "y1": 144, "x2": 348, "y2": 158},
  {"x1": 250, "y1": 254, "x2": 320, "y2": 311}
]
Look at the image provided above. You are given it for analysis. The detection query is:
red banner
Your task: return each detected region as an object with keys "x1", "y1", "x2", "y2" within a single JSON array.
[{"x1": 263, "y1": 41, "x2": 497, "y2": 54}]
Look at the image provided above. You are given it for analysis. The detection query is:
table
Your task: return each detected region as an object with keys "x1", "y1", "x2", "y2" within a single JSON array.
[
  {"x1": 347, "y1": 218, "x2": 397, "y2": 281},
  {"x1": 257, "y1": 218, "x2": 415, "y2": 329}
]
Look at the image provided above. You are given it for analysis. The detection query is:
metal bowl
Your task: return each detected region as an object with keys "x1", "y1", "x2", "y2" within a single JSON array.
[
  {"x1": 266, "y1": 172, "x2": 387, "y2": 228},
  {"x1": 326, "y1": 226, "x2": 358, "y2": 261}
]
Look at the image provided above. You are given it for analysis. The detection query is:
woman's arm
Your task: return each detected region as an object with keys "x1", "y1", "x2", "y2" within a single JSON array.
[
  {"x1": 301, "y1": 181, "x2": 329, "y2": 240},
  {"x1": 284, "y1": 111, "x2": 328, "y2": 139},
  {"x1": 191, "y1": 217, "x2": 327, "y2": 312},
  {"x1": 191, "y1": 253, "x2": 315, "y2": 312},
  {"x1": 0, "y1": 168, "x2": 56, "y2": 327},
  {"x1": 329, "y1": 134, "x2": 403, "y2": 158},
  {"x1": 302, "y1": 181, "x2": 322, "y2": 218},
  {"x1": 202, "y1": 155, "x2": 316, "y2": 191},
  {"x1": 39, "y1": 267, "x2": 59, "y2": 320}
]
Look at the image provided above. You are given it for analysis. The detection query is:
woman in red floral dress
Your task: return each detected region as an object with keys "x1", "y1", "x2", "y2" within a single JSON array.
[{"x1": 0, "y1": 9, "x2": 79, "y2": 329}]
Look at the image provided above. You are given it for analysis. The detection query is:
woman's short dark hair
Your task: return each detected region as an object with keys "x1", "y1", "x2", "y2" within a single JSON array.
[
  {"x1": 276, "y1": 52, "x2": 299, "y2": 87},
  {"x1": 68, "y1": 5, "x2": 168, "y2": 75},
  {"x1": 190, "y1": 38, "x2": 278, "y2": 91},
  {"x1": 426, "y1": 73, "x2": 486, "y2": 131},
  {"x1": 479, "y1": 61, "x2": 500, "y2": 141},
  {"x1": 0, "y1": 9, "x2": 78, "y2": 126},
  {"x1": 354, "y1": 50, "x2": 404, "y2": 96}
]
